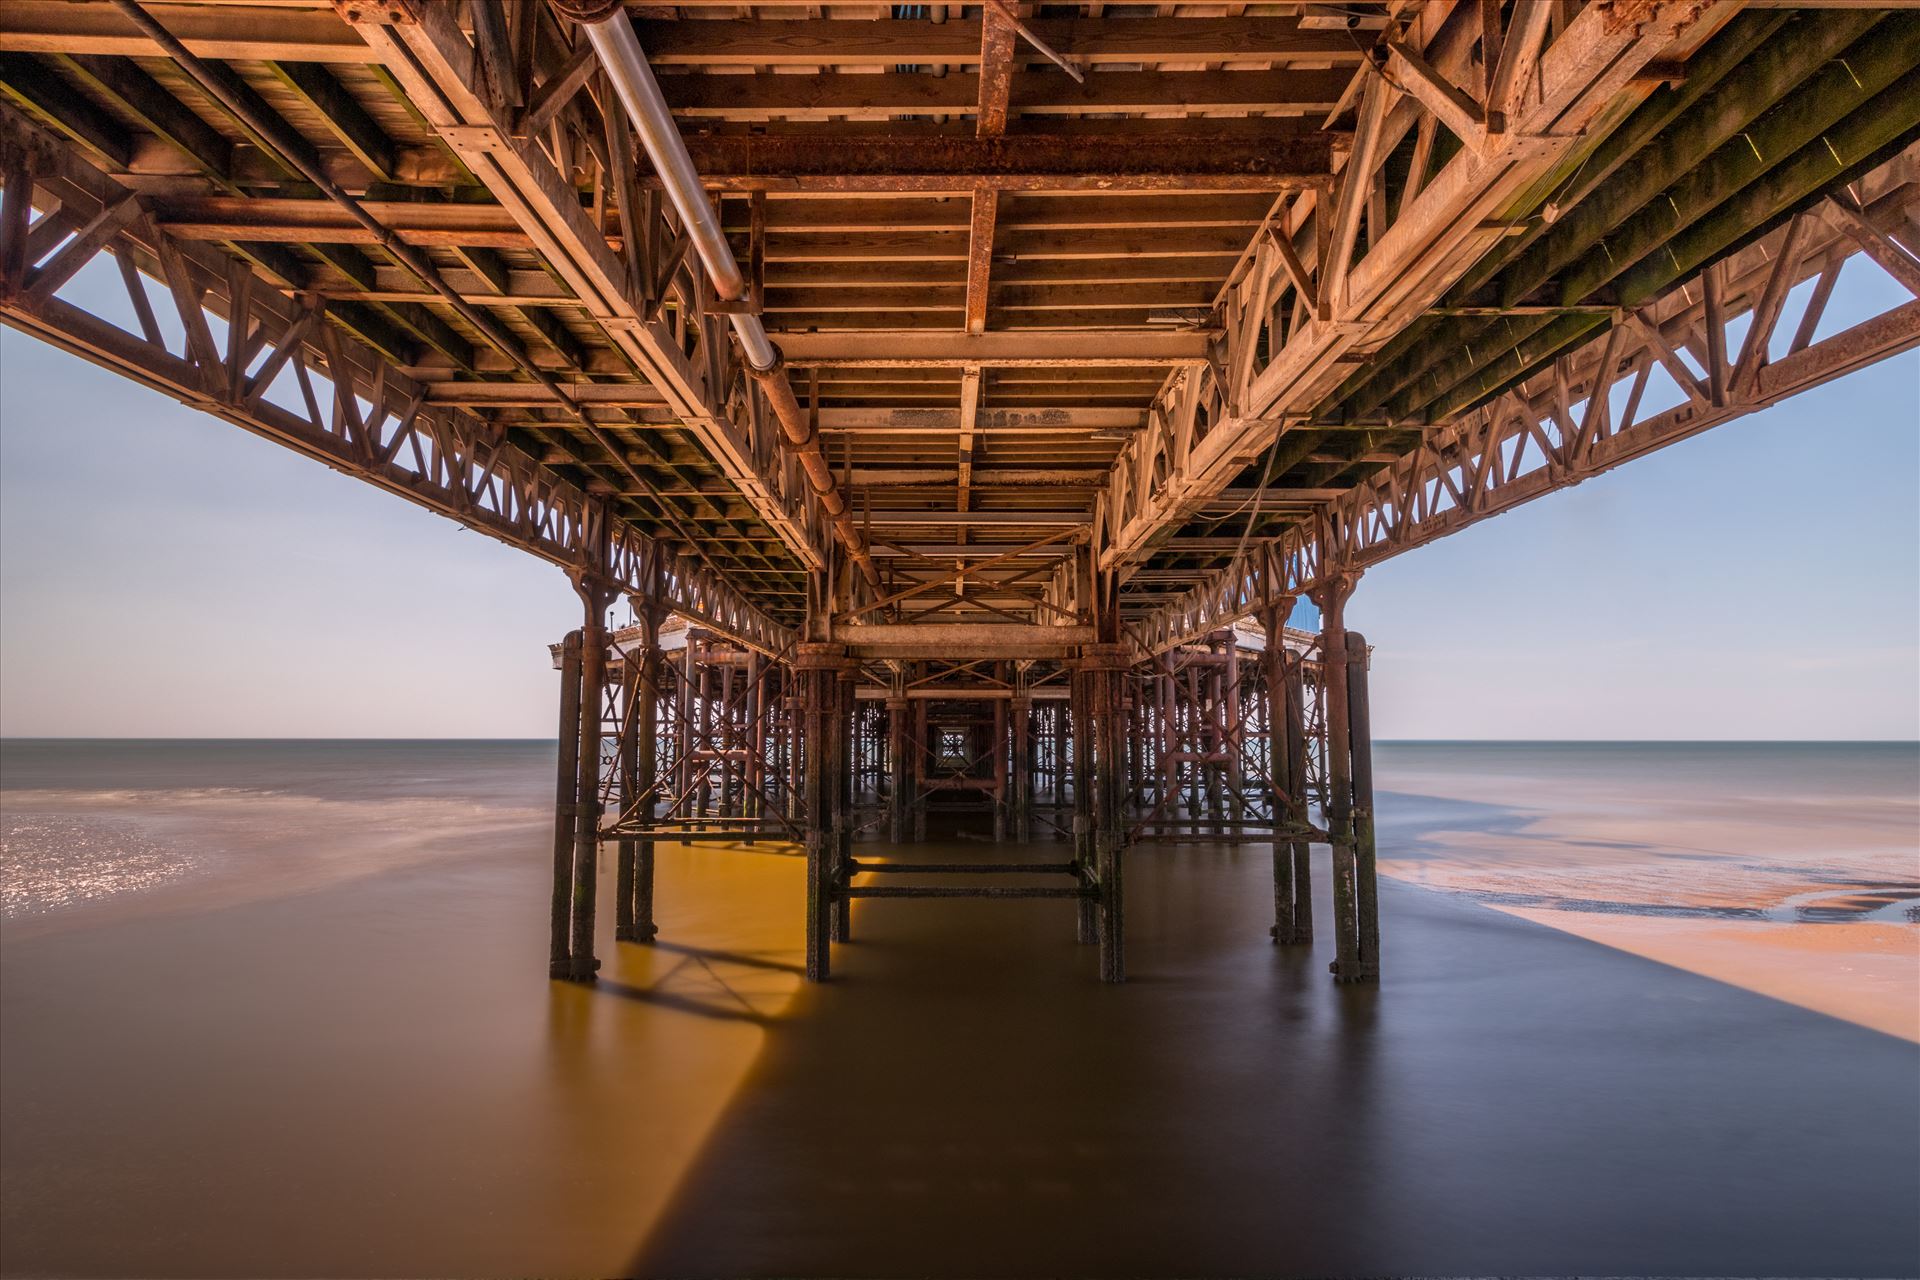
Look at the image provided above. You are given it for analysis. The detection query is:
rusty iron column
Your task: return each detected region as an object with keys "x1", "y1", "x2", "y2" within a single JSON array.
[
  {"x1": 992, "y1": 676, "x2": 1010, "y2": 842},
  {"x1": 1069, "y1": 664, "x2": 1097, "y2": 944},
  {"x1": 695, "y1": 646, "x2": 715, "y2": 820},
  {"x1": 785, "y1": 682, "x2": 803, "y2": 822},
  {"x1": 1204, "y1": 636, "x2": 1225, "y2": 832},
  {"x1": 621, "y1": 599, "x2": 664, "y2": 943},
  {"x1": 1310, "y1": 572, "x2": 1361, "y2": 981},
  {"x1": 886, "y1": 674, "x2": 911, "y2": 844},
  {"x1": 676, "y1": 639, "x2": 697, "y2": 828},
  {"x1": 745, "y1": 649, "x2": 765, "y2": 821},
  {"x1": 1084, "y1": 641, "x2": 1132, "y2": 983},
  {"x1": 1346, "y1": 630, "x2": 1381, "y2": 980},
  {"x1": 568, "y1": 579, "x2": 615, "y2": 983},
  {"x1": 796, "y1": 642, "x2": 842, "y2": 981},
  {"x1": 615, "y1": 635, "x2": 639, "y2": 943},
  {"x1": 832, "y1": 663, "x2": 855, "y2": 944},
  {"x1": 1282, "y1": 647, "x2": 1313, "y2": 943},
  {"x1": 1011, "y1": 662, "x2": 1033, "y2": 843},
  {"x1": 911, "y1": 679, "x2": 929, "y2": 842},
  {"x1": 1261, "y1": 599, "x2": 1312, "y2": 945},
  {"x1": 550, "y1": 630, "x2": 583, "y2": 979},
  {"x1": 1224, "y1": 633, "x2": 1245, "y2": 829}
]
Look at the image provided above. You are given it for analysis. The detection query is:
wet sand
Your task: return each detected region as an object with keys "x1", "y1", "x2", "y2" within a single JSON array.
[
  {"x1": 1375, "y1": 743, "x2": 1920, "y2": 1042},
  {"x1": 2, "y1": 741, "x2": 1916, "y2": 1276}
]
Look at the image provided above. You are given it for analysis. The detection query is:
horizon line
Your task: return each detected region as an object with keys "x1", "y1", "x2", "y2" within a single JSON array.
[{"x1": 2, "y1": 735, "x2": 1916, "y2": 746}]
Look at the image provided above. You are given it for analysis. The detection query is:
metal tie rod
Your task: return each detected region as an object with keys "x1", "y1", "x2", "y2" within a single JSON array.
[{"x1": 847, "y1": 861, "x2": 1079, "y2": 875}]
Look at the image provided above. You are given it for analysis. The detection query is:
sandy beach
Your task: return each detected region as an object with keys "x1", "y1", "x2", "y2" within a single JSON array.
[{"x1": 1376, "y1": 741, "x2": 1919, "y2": 1041}]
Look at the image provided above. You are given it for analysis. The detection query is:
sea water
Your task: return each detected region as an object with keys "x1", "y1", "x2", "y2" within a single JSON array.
[{"x1": 2, "y1": 739, "x2": 1915, "y2": 1277}]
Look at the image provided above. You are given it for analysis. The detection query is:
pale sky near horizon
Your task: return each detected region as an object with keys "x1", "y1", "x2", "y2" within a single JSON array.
[{"x1": 1, "y1": 257, "x2": 1915, "y2": 740}]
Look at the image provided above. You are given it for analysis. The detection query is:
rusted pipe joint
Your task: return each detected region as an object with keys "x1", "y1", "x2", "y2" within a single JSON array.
[
  {"x1": 744, "y1": 339, "x2": 785, "y2": 379},
  {"x1": 547, "y1": 0, "x2": 627, "y2": 23}
]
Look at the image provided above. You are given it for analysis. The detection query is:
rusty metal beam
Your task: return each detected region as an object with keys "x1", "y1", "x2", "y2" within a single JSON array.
[
  {"x1": 630, "y1": 16, "x2": 1367, "y2": 68},
  {"x1": 674, "y1": 130, "x2": 1337, "y2": 194},
  {"x1": 776, "y1": 329, "x2": 1213, "y2": 367}
]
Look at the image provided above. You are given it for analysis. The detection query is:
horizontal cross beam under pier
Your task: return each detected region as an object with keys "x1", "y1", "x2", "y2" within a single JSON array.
[
  {"x1": 774, "y1": 330, "x2": 1213, "y2": 367},
  {"x1": 842, "y1": 886, "x2": 1092, "y2": 900},
  {"x1": 674, "y1": 131, "x2": 1337, "y2": 194},
  {"x1": 832, "y1": 622, "x2": 1094, "y2": 660}
]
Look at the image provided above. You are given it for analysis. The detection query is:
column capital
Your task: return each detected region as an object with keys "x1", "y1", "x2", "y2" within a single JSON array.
[
  {"x1": 1073, "y1": 642, "x2": 1134, "y2": 671},
  {"x1": 1258, "y1": 593, "x2": 1299, "y2": 630},
  {"x1": 792, "y1": 642, "x2": 852, "y2": 671},
  {"x1": 1307, "y1": 569, "x2": 1361, "y2": 624}
]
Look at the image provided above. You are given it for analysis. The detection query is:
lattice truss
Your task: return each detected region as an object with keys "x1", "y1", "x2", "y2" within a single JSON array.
[
  {"x1": 1124, "y1": 629, "x2": 1330, "y2": 841},
  {"x1": 596, "y1": 626, "x2": 801, "y2": 841},
  {"x1": 1139, "y1": 147, "x2": 1920, "y2": 653},
  {"x1": 0, "y1": 120, "x2": 795, "y2": 650}
]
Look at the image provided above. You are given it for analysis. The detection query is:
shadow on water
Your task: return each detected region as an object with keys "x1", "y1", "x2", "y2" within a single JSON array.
[
  {"x1": 594, "y1": 976, "x2": 775, "y2": 1025},
  {"x1": 621, "y1": 835, "x2": 1919, "y2": 1279}
]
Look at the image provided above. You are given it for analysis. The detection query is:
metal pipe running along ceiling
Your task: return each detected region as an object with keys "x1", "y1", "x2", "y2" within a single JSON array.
[{"x1": 558, "y1": 0, "x2": 881, "y2": 590}]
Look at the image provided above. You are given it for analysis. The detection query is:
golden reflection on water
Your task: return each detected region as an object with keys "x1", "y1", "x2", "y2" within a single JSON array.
[
  {"x1": 537, "y1": 841, "x2": 808, "y2": 1273},
  {"x1": 0, "y1": 832, "x2": 810, "y2": 1279}
]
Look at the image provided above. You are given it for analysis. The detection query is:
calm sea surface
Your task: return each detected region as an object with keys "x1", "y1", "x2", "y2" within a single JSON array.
[{"x1": 1, "y1": 738, "x2": 1915, "y2": 1277}]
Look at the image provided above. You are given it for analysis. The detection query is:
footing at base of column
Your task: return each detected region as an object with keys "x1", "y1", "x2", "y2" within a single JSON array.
[{"x1": 1330, "y1": 959, "x2": 1378, "y2": 984}]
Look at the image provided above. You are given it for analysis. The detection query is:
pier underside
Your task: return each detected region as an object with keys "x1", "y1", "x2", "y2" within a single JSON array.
[{"x1": 2, "y1": 0, "x2": 1918, "y2": 982}]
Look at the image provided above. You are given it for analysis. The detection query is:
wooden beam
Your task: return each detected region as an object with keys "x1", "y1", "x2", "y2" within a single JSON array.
[
  {"x1": 976, "y1": 5, "x2": 1018, "y2": 139},
  {"x1": 0, "y1": 53, "x2": 133, "y2": 168},
  {"x1": 263, "y1": 61, "x2": 398, "y2": 183},
  {"x1": 0, "y1": 3, "x2": 368, "y2": 63},
  {"x1": 964, "y1": 190, "x2": 999, "y2": 335},
  {"x1": 833, "y1": 622, "x2": 1094, "y2": 659},
  {"x1": 966, "y1": 3, "x2": 1018, "y2": 335},
  {"x1": 633, "y1": 17, "x2": 1366, "y2": 68},
  {"x1": 1383, "y1": 39, "x2": 1485, "y2": 152},
  {"x1": 822, "y1": 407, "x2": 1143, "y2": 431},
  {"x1": 777, "y1": 330, "x2": 1214, "y2": 367},
  {"x1": 956, "y1": 364, "x2": 983, "y2": 518},
  {"x1": 657, "y1": 68, "x2": 1352, "y2": 121},
  {"x1": 676, "y1": 131, "x2": 1337, "y2": 194},
  {"x1": 851, "y1": 466, "x2": 1110, "y2": 486},
  {"x1": 56, "y1": 54, "x2": 232, "y2": 181}
]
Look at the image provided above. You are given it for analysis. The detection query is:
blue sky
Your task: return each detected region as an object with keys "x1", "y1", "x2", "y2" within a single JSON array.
[{"x1": 1, "y1": 260, "x2": 1915, "y2": 739}]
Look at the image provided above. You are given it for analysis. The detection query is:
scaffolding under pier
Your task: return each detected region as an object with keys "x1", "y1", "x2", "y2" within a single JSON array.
[{"x1": 551, "y1": 561, "x2": 1376, "y2": 983}]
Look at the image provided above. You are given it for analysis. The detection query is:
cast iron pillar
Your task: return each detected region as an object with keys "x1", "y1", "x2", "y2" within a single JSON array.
[
  {"x1": 886, "y1": 676, "x2": 911, "y2": 845},
  {"x1": 1309, "y1": 571, "x2": 1377, "y2": 983},
  {"x1": 1261, "y1": 598, "x2": 1313, "y2": 945},
  {"x1": 549, "y1": 630, "x2": 583, "y2": 979},
  {"x1": 795, "y1": 641, "x2": 847, "y2": 981},
  {"x1": 1011, "y1": 660, "x2": 1034, "y2": 843},
  {"x1": 560, "y1": 576, "x2": 616, "y2": 983},
  {"x1": 616, "y1": 596, "x2": 664, "y2": 943},
  {"x1": 1081, "y1": 641, "x2": 1133, "y2": 983},
  {"x1": 832, "y1": 662, "x2": 856, "y2": 943},
  {"x1": 1345, "y1": 629, "x2": 1380, "y2": 979},
  {"x1": 1069, "y1": 662, "x2": 1097, "y2": 944}
]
